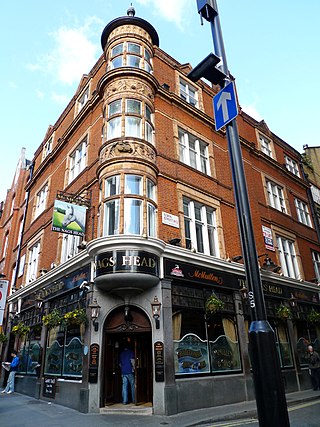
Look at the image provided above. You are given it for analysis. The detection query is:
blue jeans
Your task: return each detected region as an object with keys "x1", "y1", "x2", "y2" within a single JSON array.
[
  {"x1": 4, "y1": 371, "x2": 16, "y2": 393},
  {"x1": 121, "y1": 373, "x2": 134, "y2": 404}
]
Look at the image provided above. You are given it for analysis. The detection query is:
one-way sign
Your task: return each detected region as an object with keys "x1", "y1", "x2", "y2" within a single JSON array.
[{"x1": 213, "y1": 81, "x2": 238, "y2": 131}]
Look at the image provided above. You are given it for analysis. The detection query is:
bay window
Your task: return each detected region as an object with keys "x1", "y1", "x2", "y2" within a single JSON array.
[{"x1": 109, "y1": 42, "x2": 153, "y2": 73}]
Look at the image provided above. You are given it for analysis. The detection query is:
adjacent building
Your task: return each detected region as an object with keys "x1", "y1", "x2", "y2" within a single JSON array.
[{"x1": 1, "y1": 8, "x2": 320, "y2": 415}]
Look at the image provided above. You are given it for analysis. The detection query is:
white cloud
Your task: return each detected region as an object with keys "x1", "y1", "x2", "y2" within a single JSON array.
[
  {"x1": 241, "y1": 104, "x2": 263, "y2": 122},
  {"x1": 27, "y1": 16, "x2": 102, "y2": 86},
  {"x1": 51, "y1": 92, "x2": 69, "y2": 105},
  {"x1": 136, "y1": 0, "x2": 193, "y2": 29},
  {"x1": 36, "y1": 89, "x2": 45, "y2": 99}
]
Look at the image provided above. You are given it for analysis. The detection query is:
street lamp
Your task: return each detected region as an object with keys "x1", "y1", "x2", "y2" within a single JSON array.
[
  {"x1": 193, "y1": 1, "x2": 289, "y2": 426},
  {"x1": 89, "y1": 298, "x2": 101, "y2": 332}
]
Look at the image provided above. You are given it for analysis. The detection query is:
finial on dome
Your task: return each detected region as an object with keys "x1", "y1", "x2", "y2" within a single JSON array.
[{"x1": 127, "y1": 4, "x2": 135, "y2": 17}]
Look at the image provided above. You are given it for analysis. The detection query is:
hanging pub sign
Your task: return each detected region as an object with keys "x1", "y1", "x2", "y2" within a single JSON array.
[{"x1": 52, "y1": 200, "x2": 87, "y2": 236}]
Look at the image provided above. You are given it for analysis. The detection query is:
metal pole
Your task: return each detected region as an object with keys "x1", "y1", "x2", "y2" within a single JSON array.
[{"x1": 196, "y1": 1, "x2": 290, "y2": 425}]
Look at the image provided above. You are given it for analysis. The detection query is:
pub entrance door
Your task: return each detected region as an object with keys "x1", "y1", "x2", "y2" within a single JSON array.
[{"x1": 103, "y1": 306, "x2": 153, "y2": 406}]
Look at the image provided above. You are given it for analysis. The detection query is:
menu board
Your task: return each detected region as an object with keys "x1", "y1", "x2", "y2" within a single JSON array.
[{"x1": 43, "y1": 377, "x2": 56, "y2": 398}]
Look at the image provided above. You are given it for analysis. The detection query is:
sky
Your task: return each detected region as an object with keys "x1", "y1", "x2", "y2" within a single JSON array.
[{"x1": 1, "y1": 0, "x2": 320, "y2": 202}]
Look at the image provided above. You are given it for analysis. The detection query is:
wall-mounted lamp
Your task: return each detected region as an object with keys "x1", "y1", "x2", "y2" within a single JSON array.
[
  {"x1": 168, "y1": 238, "x2": 181, "y2": 246},
  {"x1": 240, "y1": 284, "x2": 248, "y2": 300},
  {"x1": 289, "y1": 294, "x2": 297, "y2": 309},
  {"x1": 151, "y1": 296, "x2": 161, "y2": 329},
  {"x1": 89, "y1": 298, "x2": 101, "y2": 332},
  {"x1": 35, "y1": 294, "x2": 43, "y2": 310},
  {"x1": 261, "y1": 255, "x2": 281, "y2": 273}
]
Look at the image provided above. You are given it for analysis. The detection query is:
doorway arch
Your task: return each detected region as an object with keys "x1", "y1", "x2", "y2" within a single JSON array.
[{"x1": 102, "y1": 305, "x2": 153, "y2": 407}]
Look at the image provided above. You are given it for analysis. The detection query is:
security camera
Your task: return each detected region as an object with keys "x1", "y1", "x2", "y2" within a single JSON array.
[{"x1": 79, "y1": 281, "x2": 91, "y2": 292}]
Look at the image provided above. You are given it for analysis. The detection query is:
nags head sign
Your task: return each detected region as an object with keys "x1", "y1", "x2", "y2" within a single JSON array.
[{"x1": 52, "y1": 200, "x2": 87, "y2": 237}]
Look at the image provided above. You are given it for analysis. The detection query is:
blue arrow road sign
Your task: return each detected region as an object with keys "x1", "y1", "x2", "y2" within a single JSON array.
[{"x1": 213, "y1": 81, "x2": 238, "y2": 131}]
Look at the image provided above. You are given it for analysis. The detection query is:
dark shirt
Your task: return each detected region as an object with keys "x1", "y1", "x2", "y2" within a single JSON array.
[
  {"x1": 308, "y1": 351, "x2": 320, "y2": 370},
  {"x1": 119, "y1": 348, "x2": 134, "y2": 375}
]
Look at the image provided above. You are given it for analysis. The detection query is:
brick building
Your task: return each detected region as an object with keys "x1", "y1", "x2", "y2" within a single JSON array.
[{"x1": 1, "y1": 8, "x2": 320, "y2": 415}]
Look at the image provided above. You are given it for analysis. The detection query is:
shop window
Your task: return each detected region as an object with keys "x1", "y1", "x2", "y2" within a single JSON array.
[
  {"x1": 17, "y1": 329, "x2": 42, "y2": 375},
  {"x1": 269, "y1": 320, "x2": 293, "y2": 368},
  {"x1": 172, "y1": 286, "x2": 241, "y2": 376},
  {"x1": 178, "y1": 128, "x2": 210, "y2": 174},
  {"x1": 296, "y1": 322, "x2": 319, "y2": 366}
]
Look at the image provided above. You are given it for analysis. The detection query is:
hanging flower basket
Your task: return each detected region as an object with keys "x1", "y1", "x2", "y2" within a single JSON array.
[
  {"x1": 12, "y1": 322, "x2": 30, "y2": 336},
  {"x1": 205, "y1": 294, "x2": 225, "y2": 314},
  {"x1": 42, "y1": 309, "x2": 63, "y2": 329},
  {"x1": 63, "y1": 308, "x2": 88, "y2": 326},
  {"x1": 0, "y1": 332, "x2": 8, "y2": 344},
  {"x1": 307, "y1": 309, "x2": 320, "y2": 324},
  {"x1": 276, "y1": 304, "x2": 291, "y2": 320}
]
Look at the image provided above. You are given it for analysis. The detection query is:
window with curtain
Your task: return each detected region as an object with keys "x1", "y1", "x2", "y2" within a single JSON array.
[
  {"x1": 172, "y1": 285, "x2": 241, "y2": 375},
  {"x1": 178, "y1": 128, "x2": 210, "y2": 174},
  {"x1": 276, "y1": 235, "x2": 300, "y2": 279},
  {"x1": 183, "y1": 197, "x2": 218, "y2": 256}
]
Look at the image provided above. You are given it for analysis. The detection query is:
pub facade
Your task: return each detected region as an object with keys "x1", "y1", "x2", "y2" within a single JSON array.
[{"x1": 1, "y1": 7, "x2": 320, "y2": 416}]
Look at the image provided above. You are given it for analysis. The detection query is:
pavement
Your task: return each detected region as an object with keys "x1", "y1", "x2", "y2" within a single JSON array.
[{"x1": 0, "y1": 388, "x2": 319, "y2": 426}]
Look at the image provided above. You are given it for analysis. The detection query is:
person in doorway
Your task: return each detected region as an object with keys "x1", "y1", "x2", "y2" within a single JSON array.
[
  {"x1": 1, "y1": 350, "x2": 20, "y2": 394},
  {"x1": 119, "y1": 345, "x2": 135, "y2": 404},
  {"x1": 307, "y1": 345, "x2": 320, "y2": 390}
]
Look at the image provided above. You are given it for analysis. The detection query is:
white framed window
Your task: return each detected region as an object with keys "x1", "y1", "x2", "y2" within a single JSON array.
[
  {"x1": 105, "y1": 175, "x2": 120, "y2": 197},
  {"x1": 77, "y1": 87, "x2": 89, "y2": 114},
  {"x1": 183, "y1": 197, "x2": 218, "y2": 256},
  {"x1": 1, "y1": 233, "x2": 9, "y2": 259},
  {"x1": 178, "y1": 129, "x2": 210, "y2": 174},
  {"x1": 312, "y1": 251, "x2": 320, "y2": 282},
  {"x1": 295, "y1": 198, "x2": 311, "y2": 226},
  {"x1": 106, "y1": 99, "x2": 153, "y2": 142},
  {"x1": 35, "y1": 183, "x2": 49, "y2": 218},
  {"x1": 124, "y1": 198, "x2": 143, "y2": 234},
  {"x1": 259, "y1": 134, "x2": 272, "y2": 158},
  {"x1": 125, "y1": 99, "x2": 142, "y2": 138},
  {"x1": 266, "y1": 179, "x2": 286, "y2": 213},
  {"x1": 103, "y1": 199, "x2": 120, "y2": 236},
  {"x1": 179, "y1": 78, "x2": 198, "y2": 107},
  {"x1": 69, "y1": 137, "x2": 87, "y2": 183},
  {"x1": 9, "y1": 195, "x2": 15, "y2": 216},
  {"x1": 102, "y1": 174, "x2": 156, "y2": 237},
  {"x1": 285, "y1": 155, "x2": 300, "y2": 177},
  {"x1": 42, "y1": 136, "x2": 53, "y2": 160},
  {"x1": 61, "y1": 235, "x2": 81, "y2": 263},
  {"x1": 109, "y1": 42, "x2": 152, "y2": 73},
  {"x1": 26, "y1": 241, "x2": 40, "y2": 283},
  {"x1": 276, "y1": 235, "x2": 300, "y2": 279}
]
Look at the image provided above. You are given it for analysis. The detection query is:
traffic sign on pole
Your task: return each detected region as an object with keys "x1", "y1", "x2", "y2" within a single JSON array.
[{"x1": 213, "y1": 81, "x2": 238, "y2": 131}]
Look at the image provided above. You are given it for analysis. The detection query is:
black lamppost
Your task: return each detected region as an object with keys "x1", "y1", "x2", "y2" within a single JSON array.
[{"x1": 191, "y1": 1, "x2": 290, "y2": 425}]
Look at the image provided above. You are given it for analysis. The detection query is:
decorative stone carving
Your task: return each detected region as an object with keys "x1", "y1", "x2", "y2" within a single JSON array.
[
  {"x1": 100, "y1": 139, "x2": 156, "y2": 164},
  {"x1": 104, "y1": 78, "x2": 154, "y2": 100}
]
